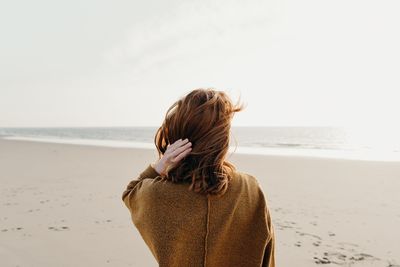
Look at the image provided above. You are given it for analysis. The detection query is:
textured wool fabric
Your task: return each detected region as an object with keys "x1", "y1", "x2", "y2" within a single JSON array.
[{"x1": 122, "y1": 164, "x2": 275, "y2": 267}]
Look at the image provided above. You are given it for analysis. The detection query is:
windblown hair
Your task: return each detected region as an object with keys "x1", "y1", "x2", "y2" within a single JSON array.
[{"x1": 154, "y1": 88, "x2": 245, "y2": 196}]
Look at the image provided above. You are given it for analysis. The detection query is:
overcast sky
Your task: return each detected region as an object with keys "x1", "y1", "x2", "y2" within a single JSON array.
[{"x1": 1, "y1": 0, "x2": 399, "y2": 127}]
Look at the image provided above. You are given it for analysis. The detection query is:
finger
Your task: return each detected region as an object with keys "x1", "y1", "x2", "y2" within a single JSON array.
[
  {"x1": 165, "y1": 139, "x2": 180, "y2": 154},
  {"x1": 173, "y1": 138, "x2": 183, "y2": 144},
  {"x1": 174, "y1": 138, "x2": 188, "y2": 147},
  {"x1": 172, "y1": 147, "x2": 192, "y2": 163},
  {"x1": 168, "y1": 138, "x2": 188, "y2": 152},
  {"x1": 168, "y1": 139, "x2": 182, "y2": 149},
  {"x1": 170, "y1": 141, "x2": 192, "y2": 158}
]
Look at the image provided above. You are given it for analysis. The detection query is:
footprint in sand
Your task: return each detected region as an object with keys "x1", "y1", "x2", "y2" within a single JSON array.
[
  {"x1": 313, "y1": 256, "x2": 331, "y2": 264},
  {"x1": 27, "y1": 209, "x2": 41, "y2": 212},
  {"x1": 4, "y1": 202, "x2": 19, "y2": 206},
  {"x1": 313, "y1": 241, "x2": 321, "y2": 247},
  {"x1": 48, "y1": 226, "x2": 69, "y2": 231},
  {"x1": 3, "y1": 227, "x2": 24, "y2": 231},
  {"x1": 275, "y1": 222, "x2": 294, "y2": 230},
  {"x1": 314, "y1": 251, "x2": 379, "y2": 265},
  {"x1": 296, "y1": 231, "x2": 322, "y2": 240},
  {"x1": 94, "y1": 219, "x2": 112, "y2": 224}
]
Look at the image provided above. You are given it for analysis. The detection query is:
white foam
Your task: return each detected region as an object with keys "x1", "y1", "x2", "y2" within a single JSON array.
[
  {"x1": 2, "y1": 136, "x2": 400, "y2": 162},
  {"x1": 2, "y1": 136, "x2": 154, "y2": 149}
]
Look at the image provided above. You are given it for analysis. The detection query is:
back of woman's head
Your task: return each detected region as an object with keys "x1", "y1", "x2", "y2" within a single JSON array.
[{"x1": 154, "y1": 88, "x2": 244, "y2": 196}]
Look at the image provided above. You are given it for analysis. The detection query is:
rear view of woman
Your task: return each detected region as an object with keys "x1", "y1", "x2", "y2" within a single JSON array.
[{"x1": 122, "y1": 88, "x2": 275, "y2": 267}]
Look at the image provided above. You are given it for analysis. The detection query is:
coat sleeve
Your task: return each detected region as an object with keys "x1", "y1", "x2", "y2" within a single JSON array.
[
  {"x1": 121, "y1": 164, "x2": 160, "y2": 209},
  {"x1": 262, "y1": 203, "x2": 276, "y2": 267}
]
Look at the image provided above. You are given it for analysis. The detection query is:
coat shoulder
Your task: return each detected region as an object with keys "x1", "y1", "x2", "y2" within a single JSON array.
[{"x1": 234, "y1": 170, "x2": 262, "y2": 187}]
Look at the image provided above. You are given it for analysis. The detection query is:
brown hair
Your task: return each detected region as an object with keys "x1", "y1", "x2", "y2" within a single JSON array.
[{"x1": 154, "y1": 88, "x2": 245, "y2": 196}]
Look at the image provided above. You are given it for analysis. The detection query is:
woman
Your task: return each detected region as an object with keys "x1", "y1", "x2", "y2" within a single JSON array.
[{"x1": 122, "y1": 88, "x2": 275, "y2": 267}]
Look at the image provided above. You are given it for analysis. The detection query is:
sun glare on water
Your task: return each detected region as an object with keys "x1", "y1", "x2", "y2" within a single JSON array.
[{"x1": 342, "y1": 126, "x2": 400, "y2": 152}]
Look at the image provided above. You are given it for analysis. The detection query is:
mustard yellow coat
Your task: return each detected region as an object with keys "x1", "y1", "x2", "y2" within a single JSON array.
[{"x1": 122, "y1": 164, "x2": 275, "y2": 267}]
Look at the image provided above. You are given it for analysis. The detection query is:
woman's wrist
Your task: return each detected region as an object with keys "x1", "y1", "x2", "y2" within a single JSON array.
[{"x1": 152, "y1": 160, "x2": 164, "y2": 175}]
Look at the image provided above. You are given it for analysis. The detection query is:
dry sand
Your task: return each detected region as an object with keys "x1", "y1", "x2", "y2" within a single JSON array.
[{"x1": 0, "y1": 139, "x2": 399, "y2": 266}]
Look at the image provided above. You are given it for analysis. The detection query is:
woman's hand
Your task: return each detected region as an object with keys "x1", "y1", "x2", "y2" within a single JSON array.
[{"x1": 152, "y1": 138, "x2": 192, "y2": 176}]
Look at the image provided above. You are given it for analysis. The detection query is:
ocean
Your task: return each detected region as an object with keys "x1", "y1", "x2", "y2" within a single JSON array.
[{"x1": 0, "y1": 127, "x2": 399, "y2": 161}]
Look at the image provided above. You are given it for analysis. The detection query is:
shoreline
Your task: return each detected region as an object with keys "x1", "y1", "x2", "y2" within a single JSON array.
[{"x1": 2, "y1": 136, "x2": 400, "y2": 162}]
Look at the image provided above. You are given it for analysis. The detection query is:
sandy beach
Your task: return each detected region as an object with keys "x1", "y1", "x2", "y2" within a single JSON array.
[{"x1": 1, "y1": 138, "x2": 399, "y2": 267}]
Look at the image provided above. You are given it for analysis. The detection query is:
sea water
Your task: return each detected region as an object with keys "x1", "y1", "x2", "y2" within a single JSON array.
[{"x1": 0, "y1": 127, "x2": 399, "y2": 161}]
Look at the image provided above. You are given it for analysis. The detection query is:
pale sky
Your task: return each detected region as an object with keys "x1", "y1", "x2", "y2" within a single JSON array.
[{"x1": 1, "y1": 0, "x2": 399, "y2": 127}]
